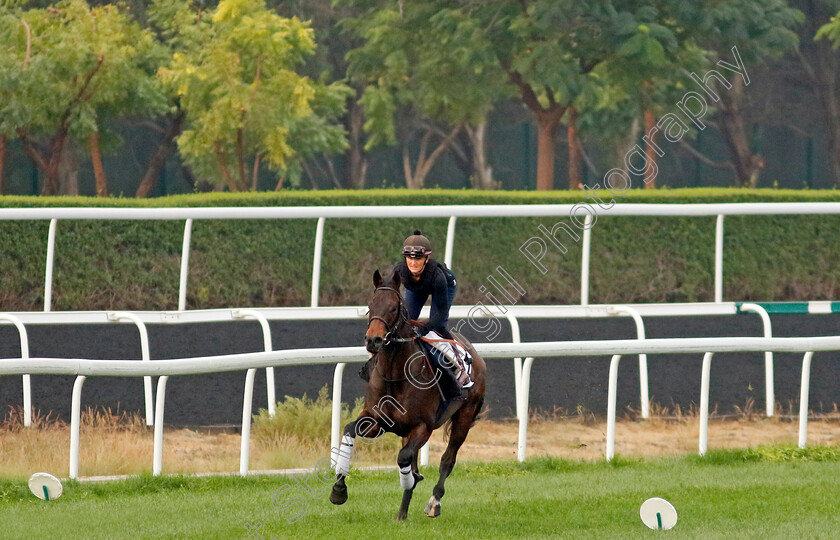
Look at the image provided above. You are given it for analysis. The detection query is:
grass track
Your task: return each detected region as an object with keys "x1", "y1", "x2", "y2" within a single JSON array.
[{"x1": 2, "y1": 449, "x2": 840, "y2": 539}]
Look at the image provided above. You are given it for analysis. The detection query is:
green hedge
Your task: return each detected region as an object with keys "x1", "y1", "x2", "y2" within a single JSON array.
[{"x1": 1, "y1": 188, "x2": 839, "y2": 311}]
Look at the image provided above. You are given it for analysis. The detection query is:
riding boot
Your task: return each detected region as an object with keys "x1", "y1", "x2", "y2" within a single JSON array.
[
  {"x1": 436, "y1": 327, "x2": 456, "y2": 341},
  {"x1": 427, "y1": 346, "x2": 467, "y2": 401},
  {"x1": 438, "y1": 364, "x2": 468, "y2": 401}
]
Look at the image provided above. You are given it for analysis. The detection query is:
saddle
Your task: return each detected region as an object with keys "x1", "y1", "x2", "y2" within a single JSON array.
[{"x1": 419, "y1": 330, "x2": 474, "y2": 390}]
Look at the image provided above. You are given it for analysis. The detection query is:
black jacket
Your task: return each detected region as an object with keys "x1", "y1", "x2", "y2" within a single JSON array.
[{"x1": 395, "y1": 258, "x2": 454, "y2": 334}]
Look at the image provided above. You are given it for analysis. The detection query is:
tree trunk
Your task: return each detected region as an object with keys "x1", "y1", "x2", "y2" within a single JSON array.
[
  {"x1": 0, "y1": 134, "x2": 5, "y2": 194},
  {"x1": 717, "y1": 76, "x2": 762, "y2": 187},
  {"x1": 825, "y1": 103, "x2": 840, "y2": 187},
  {"x1": 536, "y1": 108, "x2": 562, "y2": 190},
  {"x1": 345, "y1": 93, "x2": 367, "y2": 189},
  {"x1": 235, "y1": 128, "x2": 248, "y2": 191},
  {"x1": 615, "y1": 117, "x2": 641, "y2": 178},
  {"x1": 251, "y1": 153, "x2": 261, "y2": 191},
  {"x1": 58, "y1": 147, "x2": 79, "y2": 196},
  {"x1": 89, "y1": 132, "x2": 108, "y2": 197},
  {"x1": 18, "y1": 130, "x2": 66, "y2": 195},
  {"x1": 813, "y1": 37, "x2": 840, "y2": 186},
  {"x1": 464, "y1": 120, "x2": 499, "y2": 189},
  {"x1": 506, "y1": 69, "x2": 566, "y2": 191},
  {"x1": 214, "y1": 143, "x2": 236, "y2": 191},
  {"x1": 43, "y1": 132, "x2": 69, "y2": 195},
  {"x1": 402, "y1": 126, "x2": 460, "y2": 189},
  {"x1": 136, "y1": 111, "x2": 185, "y2": 198},
  {"x1": 643, "y1": 109, "x2": 658, "y2": 189},
  {"x1": 567, "y1": 107, "x2": 582, "y2": 190}
]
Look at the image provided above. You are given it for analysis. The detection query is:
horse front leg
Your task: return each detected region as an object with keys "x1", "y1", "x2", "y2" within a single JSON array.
[
  {"x1": 396, "y1": 424, "x2": 430, "y2": 521},
  {"x1": 329, "y1": 419, "x2": 357, "y2": 505},
  {"x1": 330, "y1": 415, "x2": 382, "y2": 505}
]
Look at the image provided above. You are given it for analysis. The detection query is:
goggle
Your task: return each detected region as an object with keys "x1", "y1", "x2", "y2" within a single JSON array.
[{"x1": 402, "y1": 245, "x2": 429, "y2": 257}]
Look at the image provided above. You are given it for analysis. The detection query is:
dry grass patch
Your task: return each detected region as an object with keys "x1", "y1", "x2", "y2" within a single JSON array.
[{"x1": 4, "y1": 399, "x2": 840, "y2": 480}]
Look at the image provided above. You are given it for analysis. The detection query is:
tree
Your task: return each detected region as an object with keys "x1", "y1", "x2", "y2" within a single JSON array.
[
  {"x1": 155, "y1": 0, "x2": 349, "y2": 191},
  {"x1": 590, "y1": 32, "x2": 707, "y2": 189},
  {"x1": 272, "y1": 0, "x2": 369, "y2": 189},
  {"x1": 437, "y1": 1, "x2": 694, "y2": 190},
  {"x1": 344, "y1": 3, "x2": 507, "y2": 189},
  {"x1": 0, "y1": 6, "x2": 26, "y2": 193},
  {"x1": 677, "y1": 0, "x2": 803, "y2": 187},
  {"x1": 0, "y1": 0, "x2": 166, "y2": 196},
  {"x1": 808, "y1": 0, "x2": 840, "y2": 186}
]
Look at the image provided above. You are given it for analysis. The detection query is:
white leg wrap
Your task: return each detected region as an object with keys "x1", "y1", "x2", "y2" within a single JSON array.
[
  {"x1": 399, "y1": 465, "x2": 415, "y2": 490},
  {"x1": 336, "y1": 435, "x2": 355, "y2": 476}
]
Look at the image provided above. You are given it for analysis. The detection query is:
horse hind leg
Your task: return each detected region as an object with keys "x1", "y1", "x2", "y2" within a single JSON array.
[{"x1": 425, "y1": 403, "x2": 480, "y2": 518}]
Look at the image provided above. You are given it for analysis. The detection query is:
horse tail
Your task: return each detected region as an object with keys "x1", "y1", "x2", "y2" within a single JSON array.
[
  {"x1": 443, "y1": 417, "x2": 454, "y2": 441},
  {"x1": 474, "y1": 398, "x2": 486, "y2": 422}
]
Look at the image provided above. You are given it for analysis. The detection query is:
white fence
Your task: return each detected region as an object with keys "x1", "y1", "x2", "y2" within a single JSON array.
[
  {"x1": 6, "y1": 202, "x2": 840, "y2": 424},
  {"x1": 7, "y1": 203, "x2": 840, "y2": 311},
  {"x1": 2, "y1": 335, "x2": 838, "y2": 478},
  {"x1": 0, "y1": 300, "x2": 801, "y2": 467},
  {"x1": 2, "y1": 203, "x2": 840, "y2": 476}
]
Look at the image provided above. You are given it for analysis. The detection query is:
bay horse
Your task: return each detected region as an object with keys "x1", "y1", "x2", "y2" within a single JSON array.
[{"x1": 329, "y1": 268, "x2": 486, "y2": 520}]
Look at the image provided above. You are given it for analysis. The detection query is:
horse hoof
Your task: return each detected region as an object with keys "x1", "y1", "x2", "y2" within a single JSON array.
[
  {"x1": 329, "y1": 485, "x2": 347, "y2": 505},
  {"x1": 424, "y1": 496, "x2": 441, "y2": 518},
  {"x1": 396, "y1": 511, "x2": 407, "y2": 521}
]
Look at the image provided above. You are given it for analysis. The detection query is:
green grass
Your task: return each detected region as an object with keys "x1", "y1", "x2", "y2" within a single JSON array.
[{"x1": 3, "y1": 448, "x2": 840, "y2": 539}]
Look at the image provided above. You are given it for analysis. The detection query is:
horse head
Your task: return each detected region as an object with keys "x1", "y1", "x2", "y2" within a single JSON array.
[{"x1": 365, "y1": 269, "x2": 406, "y2": 353}]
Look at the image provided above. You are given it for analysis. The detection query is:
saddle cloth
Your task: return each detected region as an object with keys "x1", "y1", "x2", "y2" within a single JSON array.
[{"x1": 423, "y1": 330, "x2": 474, "y2": 389}]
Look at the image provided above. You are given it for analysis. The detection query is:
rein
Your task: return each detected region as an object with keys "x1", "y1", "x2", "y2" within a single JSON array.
[{"x1": 367, "y1": 286, "x2": 426, "y2": 383}]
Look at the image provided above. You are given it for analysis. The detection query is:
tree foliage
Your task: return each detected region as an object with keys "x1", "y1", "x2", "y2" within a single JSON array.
[
  {"x1": 154, "y1": 0, "x2": 349, "y2": 190},
  {"x1": 342, "y1": 1, "x2": 508, "y2": 188},
  {"x1": 0, "y1": 0, "x2": 828, "y2": 193},
  {"x1": 0, "y1": 0, "x2": 167, "y2": 194}
]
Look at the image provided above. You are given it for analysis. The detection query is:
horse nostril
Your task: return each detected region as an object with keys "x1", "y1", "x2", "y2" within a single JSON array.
[{"x1": 374, "y1": 336, "x2": 383, "y2": 344}]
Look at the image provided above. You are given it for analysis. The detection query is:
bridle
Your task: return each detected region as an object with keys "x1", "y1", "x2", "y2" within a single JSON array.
[
  {"x1": 367, "y1": 286, "x2": 415, "y2": 346},
  {"x1": 367, "y1": 285, "x2": 438, "y2": 384}
]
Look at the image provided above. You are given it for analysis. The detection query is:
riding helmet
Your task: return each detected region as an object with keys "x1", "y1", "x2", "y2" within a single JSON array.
[{"x1": 402, "y1": 230, "x2": 432, "y2": 258}]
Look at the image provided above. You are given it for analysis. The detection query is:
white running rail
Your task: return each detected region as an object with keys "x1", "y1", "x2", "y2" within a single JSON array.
[{"x1": 3, "y1": 335, "x2": 839, "y2": 477}]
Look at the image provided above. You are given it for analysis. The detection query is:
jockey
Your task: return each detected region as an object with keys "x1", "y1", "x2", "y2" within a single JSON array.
[
  {"x1": 395, "y1": 230, "x2": 466, "y2": 401},
  {"x1": 396, "y1": 230, "x2": 456, "y2": 339},
  {"x1": 359, "y1": 229, "x2": 466, "y2": 400}
]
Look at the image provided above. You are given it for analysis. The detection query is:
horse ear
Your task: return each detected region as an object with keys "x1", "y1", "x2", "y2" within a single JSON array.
[
  {"x1": 392, "y1": 269, "x2": 400, "y2": 288},
  {"x1": 373, "y1": 269, "x2": 382, "y2": 288}
]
